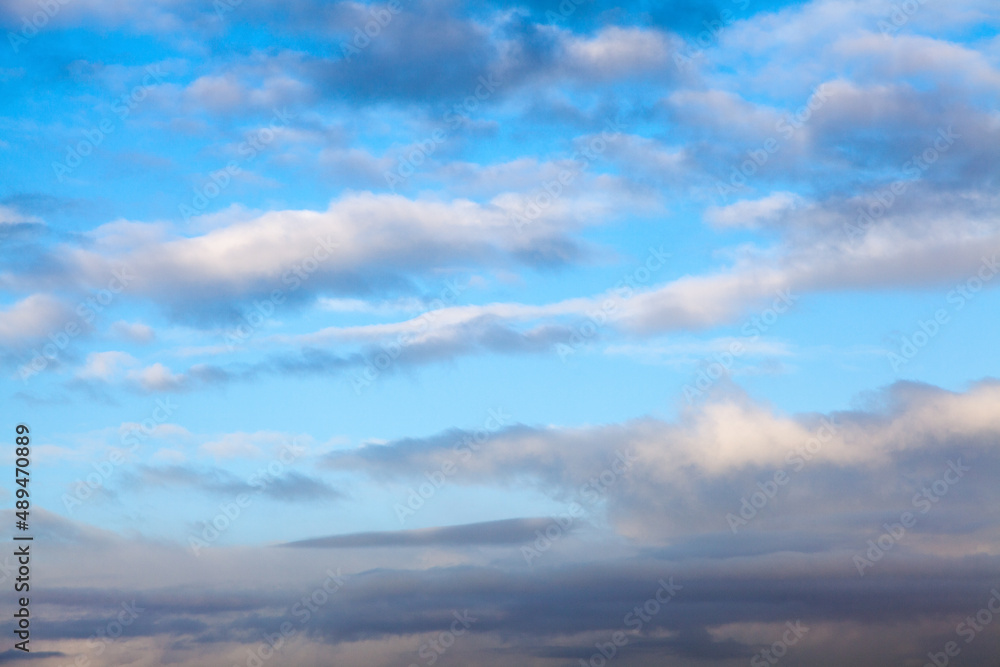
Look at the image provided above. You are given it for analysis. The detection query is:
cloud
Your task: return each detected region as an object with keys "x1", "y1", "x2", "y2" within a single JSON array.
[
  {"x1": 705, "y1": 192, "x2": 805, "y2": 229},
  {"x1": 0, "y1": 204, "x2": 42, "y2": 226},
  {"x1": 6, "y1": 1, "x2": 1000, "y2": 665},
  {"x1": 17, "y1": 524, "x2": 1000, "y2": 666},
  {"x1": 282, "y1": 517, "x2": 573, "y2": 548},
  {"x1": 604, "y1": 337, "x2": 793, "y2": 367},
  {"x1": 128, "y1": 363, "x2": 187, "y2": 392},
  {"x1": 248, "y1": 185, "x2": 998, "y2": 366},
  {"x1": 76, "y1": 350, "x2": 138, "y2": 380},
  {"x1": 0, "y1": 294, "x2": 75, "y2": 347},
  {"x1": 121, "y1": 464, "x2": 340, "y2": 503},
  {"x1": 181, "y1": 72, "x2": 313, "y2": 114},
  {"x1": 7, "y1": 193, "x2": 598, "y2": 324},
  {"x1": 0, "y1": 0, "x2": 188, "y2": 32},
  {"x1": 834, "y1": 32, "x2": 1000, "y2": 91},
  {"x1": 110, "y1": 320, "x2": 155, "y2": 343},
  {"x1": 327, "y1": 379, "x2": 1000, "y2": 543},
  {"x1": 10, "y1": 370, "x2": 1000, "y2": 666},
  {"x1": 200, "y1": 431, "x2": 308, "y2": 460},
  {"x1": 558, "y1": 26, "x2": 676, "y2": 81}
]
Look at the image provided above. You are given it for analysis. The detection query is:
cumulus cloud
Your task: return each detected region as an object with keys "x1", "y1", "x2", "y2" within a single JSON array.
[
  {"x1": 559, "y1": 26, "x2": 677, "y2": 80},
  {"x1": 76, "y1": 350, "x2": 138, "y2": 380},
  {"x1": 128, "y1": 363, "x2": 187, "y2": 392},
  {"x1": 327, "y1": 379, "x2": 1000, "y2": 543},
  {"x1": 4, "y1": 193, "x2": 601, "y2": 324},
  {"x1": 0, "y1": 294, "x2": 75, "y2": 347}
]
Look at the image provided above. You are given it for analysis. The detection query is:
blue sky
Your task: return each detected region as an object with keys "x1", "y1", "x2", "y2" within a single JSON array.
[{"x1": 1, "y1": 0, "x2": 1000, "y2": 665}]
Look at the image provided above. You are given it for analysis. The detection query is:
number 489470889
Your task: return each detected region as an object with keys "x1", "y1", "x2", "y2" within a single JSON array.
[{"x1": 15, "y1": 424, "x2": 29, "y2": 525}]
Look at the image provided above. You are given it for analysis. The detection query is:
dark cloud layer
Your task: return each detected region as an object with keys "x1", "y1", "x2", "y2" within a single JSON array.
[{"x1": 282, "y1": 517, "x2": 569, "y2": 548}]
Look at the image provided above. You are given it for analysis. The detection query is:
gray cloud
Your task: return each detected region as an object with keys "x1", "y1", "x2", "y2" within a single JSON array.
[
  {"x1": 120, "y1": 464, "x2": 341, "y2": 503},
  {"x1": 282, "y1": 517, "x2": 571, "y2": 548}
]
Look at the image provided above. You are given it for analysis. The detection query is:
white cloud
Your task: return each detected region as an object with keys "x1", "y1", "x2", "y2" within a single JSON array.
[
  {"x1": 706, "y1": 192, "x2": 804, "y2": 229},
  {"x1": 0, "y1": 205, "x2": 42, "y2": 225},
  {"x1": 110, "y1": 320, "x2": 156, "y2": 343},
  {"x1": 561, "y1": 26, "x2": 674, "y2": 80},
  {"x1": 0, "y1": 294, "x2": 74, "y2": 346},
  {"x1": 152, "y1": 448, "x2": 187, "y2": 464},
  {"x1": 77, "y1": 351, "x2": 139, "y2": 380},
  {"x1": 17, "y1": 193, "x2": 601, "y2": 317},
  {"x1": 128, "y1": 363, "x2": 185, "y2": 391},
  {"x1": 200, "y1": 430, "x2": 309, "y2": 460}
]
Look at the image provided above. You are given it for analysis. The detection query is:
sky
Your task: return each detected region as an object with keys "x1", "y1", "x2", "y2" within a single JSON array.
[{"x1": 1, "y1": 0, "x2": 999, "y2": 664}]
